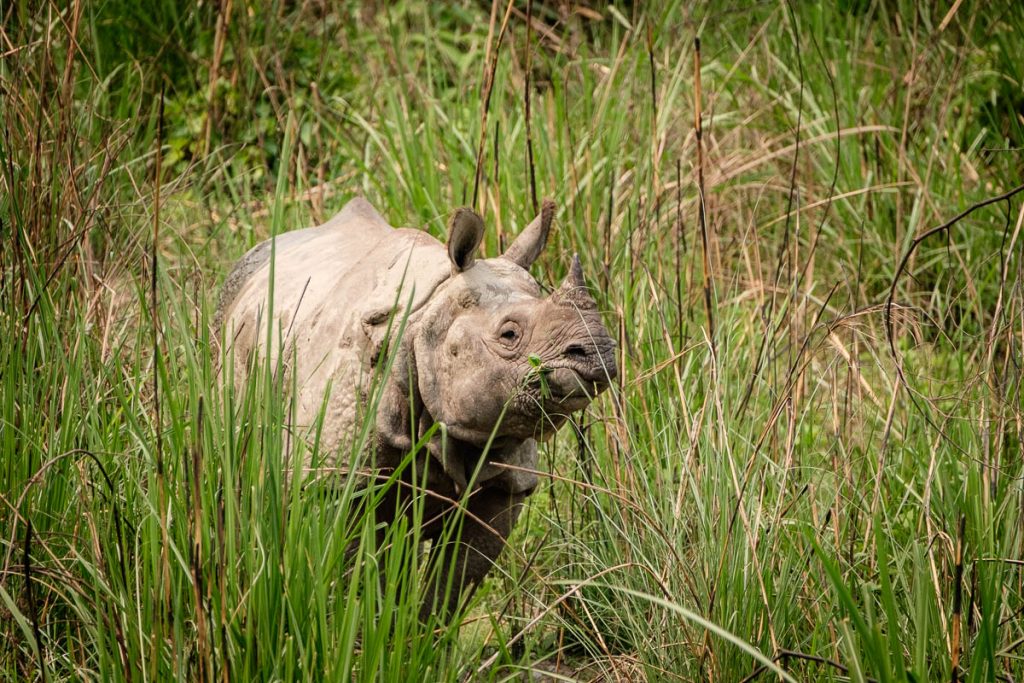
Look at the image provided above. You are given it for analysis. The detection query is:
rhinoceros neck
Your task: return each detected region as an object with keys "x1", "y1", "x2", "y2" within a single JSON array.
[{"x1": 414, "y1": 409, "x2": 539, "y2": 495}]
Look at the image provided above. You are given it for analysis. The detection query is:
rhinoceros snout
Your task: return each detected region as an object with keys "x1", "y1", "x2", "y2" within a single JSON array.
[{"x1": 558, "y1": 338, "x2": 617, "y2": 386}]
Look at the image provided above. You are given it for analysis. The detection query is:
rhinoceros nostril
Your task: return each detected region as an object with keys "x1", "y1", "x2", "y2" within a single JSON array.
[{"x1": 564, "y1": 344, "x2": 588, "y2": 359}]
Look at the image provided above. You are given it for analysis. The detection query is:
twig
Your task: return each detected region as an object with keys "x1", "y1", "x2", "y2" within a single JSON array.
[
  {"x1": 202, "y1": 0, "x2": 233, "y2": 156},
  {"x1": 978, "y1": 557, "x2": 1024, "y2": 567},
  {"x1": 884, "y1": 183, "x2": 1024, "y2": 374},
  {"x1": 738, "y1": 648, "x2": 879, "y2": 683},
  {"x1": 675, "y1": 158, "x2": 686, "y2": 350},
  {"x1": 524, "y1": 0, "x2": 537, "y2": 215},
  {"x1": 24, "y1": 519, "x2": 47, "y2": 683},
  {"x1": 693, "y1": 33, "x2": 718, "y2": 677},
  {"x1": 951, "y1": 514, "x2": 966, "y2": 683},
  {"x1": 472, "y1": 0, "x2": 516, "y2": 209},
  {"x1": 693, "y1": 37, "x2": 714, "y2": 353},
  {"x1": 647, "y1": 22, "x2": 658, "y2": 190},
  {"x1": 735, "y1": 0, "x2": 806, "y2": 419},
  {"x1": 190, "y1": 398, "x2": 210, "y2": 683},
  {"x1": 792, "y1": 16, "x2": 841, "y2": 300},
  {"x1": 151, "y1": 83, "x2": 171, "y2": 679}
]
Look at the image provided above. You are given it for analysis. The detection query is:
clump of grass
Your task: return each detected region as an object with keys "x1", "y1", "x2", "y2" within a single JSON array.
[{"x1": 3, "y1": 1, "x2": 1024, "y2": 681}]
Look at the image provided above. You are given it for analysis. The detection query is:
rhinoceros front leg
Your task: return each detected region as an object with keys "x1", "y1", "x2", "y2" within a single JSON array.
[{"x1": 422, "y1": 486, "x2": 526, "y2": 620}]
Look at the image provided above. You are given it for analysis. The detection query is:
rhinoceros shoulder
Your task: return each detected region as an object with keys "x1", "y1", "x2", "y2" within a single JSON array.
[
  {"x1": 215, "y1": 197, "x2": 401, "y2": 328},
  {"x1": 323, "y1": 196, "x2": 393, "y2": 233}
]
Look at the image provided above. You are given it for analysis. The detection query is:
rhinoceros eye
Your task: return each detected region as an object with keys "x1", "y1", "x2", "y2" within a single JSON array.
[{"x1": 498, "y1": 321, "x2": 522, "y2": 346}]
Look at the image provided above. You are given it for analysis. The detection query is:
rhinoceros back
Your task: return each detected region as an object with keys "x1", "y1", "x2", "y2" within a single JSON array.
[{"x1": 217, "y1": 198, "x2": 451, "y2": 467}]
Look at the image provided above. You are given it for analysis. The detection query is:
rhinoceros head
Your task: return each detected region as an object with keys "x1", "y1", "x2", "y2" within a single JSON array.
[{"x1": 409, "y1": 200, "x2": 617, "y2": 452}]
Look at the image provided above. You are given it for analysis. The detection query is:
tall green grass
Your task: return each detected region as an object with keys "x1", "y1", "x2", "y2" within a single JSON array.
[{"x1": 2, "y1": 1, "x2": 1023, "y2": 680}]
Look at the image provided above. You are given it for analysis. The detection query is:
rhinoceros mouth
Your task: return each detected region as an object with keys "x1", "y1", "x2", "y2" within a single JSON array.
[
  {"x1": 545, "y1": 385, "x2": 595, "y2": 407},
  {"x1": 540, "y1": 366, "x2": 610, "y2": 404}
]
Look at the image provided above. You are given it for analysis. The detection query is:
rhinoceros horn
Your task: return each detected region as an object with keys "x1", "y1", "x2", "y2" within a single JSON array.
[
  {"x1": 551, "y1": 254, "x2": 598, "y2": 310},
  {"x1": 503, "y1": 198, "x2": 555, "y2": 269}
]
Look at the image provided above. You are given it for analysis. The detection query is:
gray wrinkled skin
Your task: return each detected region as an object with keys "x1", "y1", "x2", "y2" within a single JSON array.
[{"x1": 217, "y1": 197, "x2": 617, "y2": 615}]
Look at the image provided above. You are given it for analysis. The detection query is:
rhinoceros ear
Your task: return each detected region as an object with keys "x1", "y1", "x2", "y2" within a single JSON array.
[
  {"x1": 503, "y1": 198, "x2": 555, "y2": 269},
  {"x1": 447, "y1": 207, "x2": 485, "y2": 272}
]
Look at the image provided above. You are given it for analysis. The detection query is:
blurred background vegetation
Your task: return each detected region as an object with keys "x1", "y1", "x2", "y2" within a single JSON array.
[{"x1": 2, "y1": 1, "x2": 1024, "y2": 681}]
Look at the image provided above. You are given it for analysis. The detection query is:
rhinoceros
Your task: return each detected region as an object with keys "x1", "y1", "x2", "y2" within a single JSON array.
[{"x1": 216, "y1": 197, "x2": 616, "y2": 614}]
